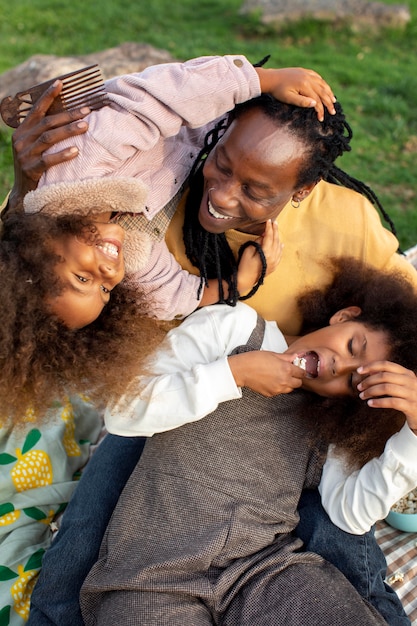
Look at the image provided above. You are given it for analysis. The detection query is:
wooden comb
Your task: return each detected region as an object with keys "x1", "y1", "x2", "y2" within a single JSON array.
[{"x1": 0, "y1": 64, "x2": 111, "y2": 128}]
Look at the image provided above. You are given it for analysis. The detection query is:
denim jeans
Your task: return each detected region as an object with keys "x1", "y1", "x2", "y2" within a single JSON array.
[
  {"x1": 28, "y1": 435, "x2": 410, "y2": 626},
  {"x1": 296, "y1": 489, "x2": 410, "y2": 626},
  {"x1": 28, "y1": 434, "x2": 147, "y2": 626}
]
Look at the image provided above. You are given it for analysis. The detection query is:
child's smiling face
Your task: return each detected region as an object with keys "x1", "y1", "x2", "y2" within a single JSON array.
[
  {"x1": 47, "y1": 221, "x2": 126, "y2": 328},
  {"x1": 287, "y1": 309, "x2": 390, "y2": 398}
]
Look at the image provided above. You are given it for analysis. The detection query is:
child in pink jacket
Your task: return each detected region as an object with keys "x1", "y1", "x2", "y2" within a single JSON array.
[{"x1": 22, "y1": 55, "x2": 334, "y2": 324}]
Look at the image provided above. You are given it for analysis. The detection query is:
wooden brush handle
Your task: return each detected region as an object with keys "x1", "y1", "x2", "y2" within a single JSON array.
[{"x1": 0, "y1": 65, "x2": 107, "y2": 128}]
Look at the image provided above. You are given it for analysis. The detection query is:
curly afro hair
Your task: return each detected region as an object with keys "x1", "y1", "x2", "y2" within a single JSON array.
[
  {"x1": 0, "y1": 212, "x2": 167, "y2": 427},
  {"x1": 298, "y1": 256, "x2": 417, "y2": 469}
]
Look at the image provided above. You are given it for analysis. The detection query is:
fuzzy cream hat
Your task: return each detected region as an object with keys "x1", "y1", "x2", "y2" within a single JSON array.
[
  {"x1": 24, "y1": 177, "x2": 149, "y2": 216},
  {"x1": 23, "y1": 177, "x2": 153, "y2": 274}
]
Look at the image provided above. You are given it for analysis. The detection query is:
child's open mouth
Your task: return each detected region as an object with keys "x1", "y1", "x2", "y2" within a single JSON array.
[
  {"x1": 293, "y1": 351, "x2": 320, "y2": 378},
  {"x1": 96, "y1": 239, "x2": 121, "y2": 259}
]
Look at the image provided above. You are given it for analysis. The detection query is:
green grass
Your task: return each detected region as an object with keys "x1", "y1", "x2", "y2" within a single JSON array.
[{"x1": 1, "y1": 0, "x2": 416, "y2": 247}]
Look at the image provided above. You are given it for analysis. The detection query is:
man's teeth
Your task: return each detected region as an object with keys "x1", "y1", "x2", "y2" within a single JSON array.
[
  {"x1": 208, "y1": 200, "x2": 233, "y2": 220},
  {"x1": 97, "y1": 242, "x2": 119, "y2": 258}
]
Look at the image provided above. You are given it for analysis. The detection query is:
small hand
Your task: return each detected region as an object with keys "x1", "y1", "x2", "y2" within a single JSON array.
[
  {"x1": 357, "y1": 361, "x2": 417, "y2": 433},
  {"x1": 228, "y1": 350, "x2": 305, "y2": 396},
  {"x1": 256, "y1": 66, "x2": 336, "y2": 122},
  {"x1": 237, "y1": 220, "x2": 283, "y2": 296},
  {"x1": 7, "y1": 80, "x2": 89, "y2": 214}
]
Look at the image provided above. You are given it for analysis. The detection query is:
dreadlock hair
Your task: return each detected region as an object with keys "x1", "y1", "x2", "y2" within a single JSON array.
[
  {"x1": 183, "y1": 94, "x2": 399, "y2": 307},
  {"x1": 0, "y1": 212, "x2": 166, "y2": 427},
  {"x1": 298, "y1": 256, "x2": 417, "y2": 470}
]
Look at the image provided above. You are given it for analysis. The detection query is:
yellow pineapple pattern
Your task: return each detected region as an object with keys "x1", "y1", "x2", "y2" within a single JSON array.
[
  {"x1": 2, "y1": 429, "x2": 53, "y2": 493},
  {"x1": 0, "y1": 550, "x2": 45, "y2": 622},
  {"x1": 61, "y1": 401, "x2": 81, "y2": 457},
  {"x1": 0, "y1": 503, "x2": 20, "y2": 527},
  {"x1": 10, "y1": 564, "x2": 38, "y2": 620},
  {"x1": 1, "y1": 399, "x2": 101, "y2": 624},
  {"x1": 11, "y1": 449, "x2": 52, "y2": 492}
]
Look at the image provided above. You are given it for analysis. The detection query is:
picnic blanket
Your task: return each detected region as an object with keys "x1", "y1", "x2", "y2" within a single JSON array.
[
  {"x1": 375, "y1": 521, "x2": 417, "y2": 625},
  {"x1": 379, "y1": 246, "x2": 417, "y2": 624}
]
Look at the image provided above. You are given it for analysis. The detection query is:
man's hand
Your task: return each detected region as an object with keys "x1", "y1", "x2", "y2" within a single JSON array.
[{"x1": 6, "y1": 80, "x2": 89, "y2": 215}]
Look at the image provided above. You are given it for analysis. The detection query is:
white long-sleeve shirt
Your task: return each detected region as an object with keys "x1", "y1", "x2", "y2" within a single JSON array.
[{"x1": 105, "y1": 302, "x2": 417, "y2": 534}]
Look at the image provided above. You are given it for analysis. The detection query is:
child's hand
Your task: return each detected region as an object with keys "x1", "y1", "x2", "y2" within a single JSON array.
[
  {"x1": 7, "y1": 80, "x2": 89, "y2": 215},
  {"x1": 237, "y1": 220, "x2": 282, "y2": 296},
  {"x1": 357, "y1": 361, "x2": 417, "y2": 433},
  {"x1": 228, "y1": 350, "x2": 304, "y2": 396},
  {"x1": 255, "y1": 66, "x2": 336, "y2": 122}
]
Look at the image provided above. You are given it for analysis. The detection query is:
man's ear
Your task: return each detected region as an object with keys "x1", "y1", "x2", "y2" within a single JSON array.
[
  {"x1": 296, "y1": 179, "x2": 321, "y2": 202},
  {"x1": 329, "y1": 306, "x2": 362, "y2": 325}
]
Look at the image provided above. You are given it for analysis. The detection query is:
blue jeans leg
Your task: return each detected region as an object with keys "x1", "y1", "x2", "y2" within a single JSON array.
[
  {"x1": 296, "y1": 489, "x2": 411, "y2": 626},
  {"x1": 27, "y1": 434, "x2": 146, "y2": 626}
]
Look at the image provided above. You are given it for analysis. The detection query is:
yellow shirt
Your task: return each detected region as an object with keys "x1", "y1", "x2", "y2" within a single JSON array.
[{"x1": 166, "y1": 180, "x2": 417, "y2": 336}]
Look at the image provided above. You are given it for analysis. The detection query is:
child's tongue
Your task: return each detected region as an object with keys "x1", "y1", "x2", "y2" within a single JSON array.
[
  {"x1": 305, "y1": 351, "x2": 319, "y2": 378},
  {"x1": 294, "y1": 351, "x2": 319, "y2": 378}
]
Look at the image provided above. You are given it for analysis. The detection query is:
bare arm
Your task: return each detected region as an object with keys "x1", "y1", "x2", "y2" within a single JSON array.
[{"x1": 255, "y1": 66, "x2": 336, "y2": 121}]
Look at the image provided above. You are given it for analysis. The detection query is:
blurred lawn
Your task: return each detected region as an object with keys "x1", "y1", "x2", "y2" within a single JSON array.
[{"x1": 0, "y1": 0, "x2": 416, "y2": 247}]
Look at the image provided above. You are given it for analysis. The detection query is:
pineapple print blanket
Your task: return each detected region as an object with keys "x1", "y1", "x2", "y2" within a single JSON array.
[{"x1": 0, "y1": 396, "x2": 103, "y2": 625}]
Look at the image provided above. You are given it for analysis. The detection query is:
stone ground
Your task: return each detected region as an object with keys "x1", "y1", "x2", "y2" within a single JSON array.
[
  {"x1": 0, "y1": 42, "x2": 177, "y2": 114},
  {"x1": 240, "y1": 0, "x2": 411, "y2": 29}
]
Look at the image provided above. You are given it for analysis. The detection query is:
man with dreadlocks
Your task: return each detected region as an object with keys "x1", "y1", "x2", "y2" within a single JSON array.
[
  {"x1": 5, "y1": 56, "x2": 334, "y2": 329},
  {"x1": 173, "y1": 93, "x2": 415, "y2": 331},
  {"x1": 8, "y1": 56, "x2": 414, "y2": 326},
  {"x1": 5, "y1": 56, "x2": 416, "y2": 626}
]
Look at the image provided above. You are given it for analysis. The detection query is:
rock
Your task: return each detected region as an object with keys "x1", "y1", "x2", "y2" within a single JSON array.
[
  {"x1": 0, "y1": 42, "x2": 178, "y2": 113},
  {"x1": 240, "y1": 0, "x2": 411, "y2": 30}
]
